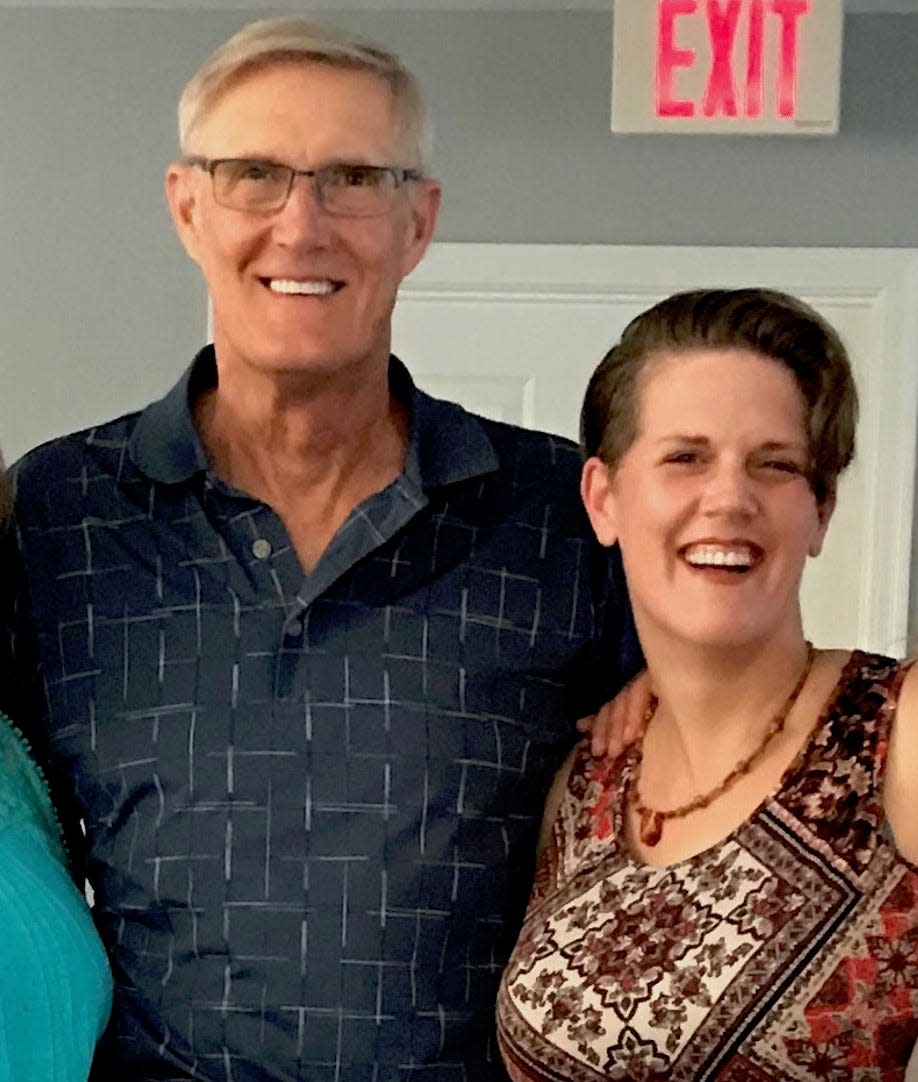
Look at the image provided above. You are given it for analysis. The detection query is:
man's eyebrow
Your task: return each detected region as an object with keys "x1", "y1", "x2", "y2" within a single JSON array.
[{"x1": 225, "y1": 153, "x2": 285, "y2": 164}]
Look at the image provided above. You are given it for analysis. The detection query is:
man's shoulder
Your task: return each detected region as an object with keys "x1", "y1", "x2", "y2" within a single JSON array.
[
  {"x1": 16, "y1": 411, "x2": 143, "y2": 474},
  {"x1": 467, "y1": 413, "x2": 586, "y2": 514},
  {"x1": 476, "y1": 414, "x2": 582, "y2": 475},
  {"x1": 426, "y1": 407, "x2": 595, "y2": 548},
  {"x1": 409, "y1": 373, "x2": 587, "y2": 522},
  {"x1": 13, "y1": 410, "x2": 146, "y2": 521},
  {"x1": 407, "y1": 369, "x2": 583, "y2": 497}
]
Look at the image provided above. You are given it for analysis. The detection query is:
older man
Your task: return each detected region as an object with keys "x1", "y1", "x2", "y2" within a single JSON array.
[{"x1": 0, "y1": 17, "x2": 638, "y2": 1081}]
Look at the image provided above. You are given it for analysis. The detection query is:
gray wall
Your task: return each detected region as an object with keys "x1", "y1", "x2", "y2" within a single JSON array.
[{"x1": 2, "y1": 6, "x2": 918, "y2": 630}]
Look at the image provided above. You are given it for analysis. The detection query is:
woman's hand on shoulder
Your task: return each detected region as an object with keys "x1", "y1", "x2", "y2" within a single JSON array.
[
  {"x1": 885, "y1": 660, "x2": 918, "y2": 862},
  {"x1": 576, "y1": 669, "x2": 653, "y2": 758},
  {"x1": 540, "y1": 672, "x2": 653, "y2": 857}
]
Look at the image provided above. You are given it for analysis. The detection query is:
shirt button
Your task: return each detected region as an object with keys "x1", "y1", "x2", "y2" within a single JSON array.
[
  {"x1": 284, "y1": 616, "x2": 304, "y2": 638},
  {"x1": 252, "y1": 538, "x2": 272, "y2": 560}
]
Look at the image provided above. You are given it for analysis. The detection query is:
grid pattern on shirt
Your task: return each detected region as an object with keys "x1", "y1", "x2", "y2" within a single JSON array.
[{"x1": 5, "y1": 377, "x2": 635, "y2": 1082}]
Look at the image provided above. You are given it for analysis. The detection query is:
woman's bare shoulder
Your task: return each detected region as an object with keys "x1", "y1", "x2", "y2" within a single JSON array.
[
  {"x1": 536, "y1": 743, "x2": 586, "y2": 856},
  {"x1": 884, "y1": 658, "x2": 918, "y2": 863}
]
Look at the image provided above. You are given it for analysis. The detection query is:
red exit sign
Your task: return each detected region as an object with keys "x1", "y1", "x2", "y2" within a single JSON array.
[{"x1": 612, "y1": 0, "x2": 842, "y2": 134}]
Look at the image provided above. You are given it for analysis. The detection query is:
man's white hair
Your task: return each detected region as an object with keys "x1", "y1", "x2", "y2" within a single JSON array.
[{"x1": 178, "y1": 16, "x2": 433, "y2": 169}]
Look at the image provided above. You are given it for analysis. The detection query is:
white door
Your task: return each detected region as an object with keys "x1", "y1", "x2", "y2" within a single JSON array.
[{"x1": 393, "y1": 244, "x2": 918, "y2": 656}]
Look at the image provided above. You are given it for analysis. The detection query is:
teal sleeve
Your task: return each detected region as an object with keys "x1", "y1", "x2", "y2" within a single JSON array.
[{"x1": 0, "y1": 715, "x2": 112, "y2": 1081}]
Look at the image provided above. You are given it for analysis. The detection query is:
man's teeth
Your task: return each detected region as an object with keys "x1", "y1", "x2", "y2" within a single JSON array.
[
  {"x1": 684, "y1": 545, "x2": 754, "y2": 569},
  {"x1": 269, "y1": 279, "x2": 336, "y2": 295}
]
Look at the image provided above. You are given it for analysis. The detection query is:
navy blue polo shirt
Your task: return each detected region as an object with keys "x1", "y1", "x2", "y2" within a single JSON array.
[{"x1": 1, "y1": 349, "x2": 638, "y2": 1081}]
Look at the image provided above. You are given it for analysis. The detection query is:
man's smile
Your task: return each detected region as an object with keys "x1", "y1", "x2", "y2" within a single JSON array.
[{"x1": 264, "y1": 277, "x2": 342, "y2": 296}]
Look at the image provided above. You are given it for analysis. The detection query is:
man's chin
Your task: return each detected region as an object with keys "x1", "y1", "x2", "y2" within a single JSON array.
[{"x1": 226, "y1": 346, "x2": 388, "y2": 382}]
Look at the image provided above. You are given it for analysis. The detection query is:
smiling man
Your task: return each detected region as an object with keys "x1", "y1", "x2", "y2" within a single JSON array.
[{"x1": 0, "y1": 17, "x2": 639, "y2": 1081}]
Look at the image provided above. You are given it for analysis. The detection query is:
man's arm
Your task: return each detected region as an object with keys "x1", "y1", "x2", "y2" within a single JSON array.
[{"x1": 572, "y1": 536, "x2": 650, "y2": 756}]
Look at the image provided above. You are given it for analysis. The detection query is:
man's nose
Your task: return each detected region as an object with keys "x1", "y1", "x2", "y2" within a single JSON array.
[{"x1": 272, "y1": 175, "x2": 331, "y2": 242}]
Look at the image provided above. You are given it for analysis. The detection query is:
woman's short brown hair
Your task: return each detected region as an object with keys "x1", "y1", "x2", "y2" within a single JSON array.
[{"x1": 580, "y1": 288, "x2": 858, "y2": 505}]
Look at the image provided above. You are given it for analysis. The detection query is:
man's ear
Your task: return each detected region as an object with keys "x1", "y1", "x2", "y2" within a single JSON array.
[
  {"x1": 399, "y1": 178, "x2": 441, "y2": 279},
  {"x1": 165, "y1": 162, "x2": 204, "y2": 266},
  {"x1": 808, "y1": 490, "x2": 836, "y2": 558},
  {"x1": 581, "y1": 456, "x2": 619, "y2": 547}
]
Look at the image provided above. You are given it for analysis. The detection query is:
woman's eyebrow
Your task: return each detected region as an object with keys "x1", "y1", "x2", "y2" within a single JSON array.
[{"x1": 652, "y1": 434, "x2": 710, "y2": 445}]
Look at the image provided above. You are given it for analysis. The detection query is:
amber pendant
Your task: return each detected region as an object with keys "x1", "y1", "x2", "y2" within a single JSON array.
[{"x1": 639, "y1": 809, "x2": 664, "y2": 846}]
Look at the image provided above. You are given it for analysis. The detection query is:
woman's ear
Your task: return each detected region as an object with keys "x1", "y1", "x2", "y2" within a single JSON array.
[
  {"x1": 581, "y1": 456, "x2": 620, "y2": 547},
  {"x1": 808, "y1": 491, "x2": 837, "y2": 558}
]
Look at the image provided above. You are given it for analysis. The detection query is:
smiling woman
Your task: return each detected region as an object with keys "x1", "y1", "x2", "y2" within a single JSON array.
[
  {"x1": 586, "y1": 345, "x2": 835, "y2": 653},
  {"x1": 496, "y1": 288, "x2": 918, "y2": 1081}
]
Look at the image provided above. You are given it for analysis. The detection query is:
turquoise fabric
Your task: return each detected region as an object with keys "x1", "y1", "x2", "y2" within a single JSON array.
[{"x1": 0, "y1": 712, "x2": 111, "y2": 1081}]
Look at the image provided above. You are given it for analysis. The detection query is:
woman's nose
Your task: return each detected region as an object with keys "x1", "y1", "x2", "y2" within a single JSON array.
[{"x1": 700, "y1": 461, "x2": 757, "y2": 516}]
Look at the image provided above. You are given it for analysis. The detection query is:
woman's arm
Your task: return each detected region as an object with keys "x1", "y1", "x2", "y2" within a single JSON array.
[
  {"x1": 536, "y1": 744, "x2": 580, "y2": 856},
  {"x1": 884, "y1": 662, "x2": 918, "y2": 863}
]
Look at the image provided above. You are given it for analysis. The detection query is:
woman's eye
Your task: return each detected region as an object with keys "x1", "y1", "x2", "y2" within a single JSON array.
[
  {"x1": 761, "y1": 459, "x2": 801, "y2": 474},
  {"x1": 664, "y1": 451, "x2": 700, "y2": 465}
]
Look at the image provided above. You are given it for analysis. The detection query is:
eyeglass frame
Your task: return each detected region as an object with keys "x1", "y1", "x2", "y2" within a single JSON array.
[{"x1": 183, "y1": 156, "x2": 425, "y2": 217}]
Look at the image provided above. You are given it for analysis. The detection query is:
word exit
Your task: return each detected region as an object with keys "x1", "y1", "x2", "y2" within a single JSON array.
[
  {"x1": 659, "y1": 0, "x2": 809, "y2": 120},
  {"x1": 612, "y1": 0, "x2": 842, "y2": 135}
]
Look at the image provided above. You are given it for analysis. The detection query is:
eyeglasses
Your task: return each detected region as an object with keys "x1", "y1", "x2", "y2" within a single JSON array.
[{"x1": 184, "y1": 157, "x2": 423, "y2": 217}]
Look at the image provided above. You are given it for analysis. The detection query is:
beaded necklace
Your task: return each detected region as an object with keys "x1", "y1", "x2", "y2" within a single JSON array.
[{"x1": 628, "y1": 643, "x2": 816, "y2": 847}]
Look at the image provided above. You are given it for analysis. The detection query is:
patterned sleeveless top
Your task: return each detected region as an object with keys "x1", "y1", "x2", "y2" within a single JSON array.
[{"x1": 497, "y1": 652, "x2": 918, "y2": 1081}]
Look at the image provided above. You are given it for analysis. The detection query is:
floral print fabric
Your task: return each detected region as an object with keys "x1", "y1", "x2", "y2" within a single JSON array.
[{"x1": 497, "y1": 652, "x2": 918, "y2": 1080}]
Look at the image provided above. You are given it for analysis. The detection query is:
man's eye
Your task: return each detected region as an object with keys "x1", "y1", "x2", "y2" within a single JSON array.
[
  {"x1": 330, "y1": 165, "x2": 378, "y2": 188},
  {"x1": 228, "y1": 161, "x2": 277, "y2": 183}
]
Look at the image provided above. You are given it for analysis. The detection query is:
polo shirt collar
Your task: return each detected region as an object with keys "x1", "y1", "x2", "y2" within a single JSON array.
[{"x1": 129, "y1": 346, "x2": 499, "y2": 490}]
